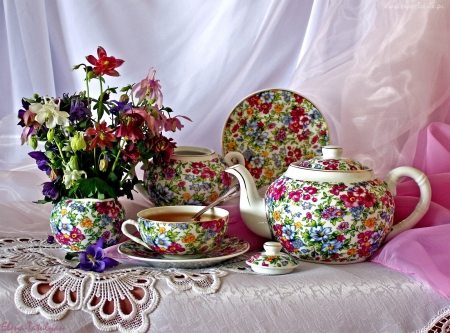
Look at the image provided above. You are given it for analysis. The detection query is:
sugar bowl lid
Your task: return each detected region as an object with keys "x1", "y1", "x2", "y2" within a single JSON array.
[
  {"x1": 246, "y1": 242, "x2": 299, "y2": 275},
  {"x1": 298, "y1": 145, "x2": 369, "y2": 171}
]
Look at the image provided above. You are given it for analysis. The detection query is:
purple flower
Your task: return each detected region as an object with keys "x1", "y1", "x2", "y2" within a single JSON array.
[
  {"x1": 47, "y1": 235, "x2": 55, "y2": 244},
  {"x1": 337, "y1": 222, "x2": 350, "y2": 231},
  {"x1": 69, "y1": 98, "x2": 91, "y2": 122},
  {"x1": 109, "y1": 100, "x2": 132, "y2": 115},
  {"x1": 29, "y1": 151, "x2": 51, "y2": 175},
  {"x1": 76, "y1": 238, "x2": 119, "y2": 273},
  {"x1": 42, "y1": 181, "x2": 60, "y2": 200}
]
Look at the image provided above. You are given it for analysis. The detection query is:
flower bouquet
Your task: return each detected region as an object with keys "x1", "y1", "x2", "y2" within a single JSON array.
[
  {"x1": 17, "y1": 46, "x2": 190, "y2": 253},
  {"x1": 18, "y1": 46, "x2": 190, "y2": 203}
]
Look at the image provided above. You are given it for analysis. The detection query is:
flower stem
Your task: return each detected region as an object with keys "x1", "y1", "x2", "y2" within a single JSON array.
[
  {"x1": 111, "y1": 147, "x2": 122, "y2": 173},
  {"x1": 55, "y1": 141, "x2": 67, "y2": 163},
  {"x1": 85, "y1": 72, "x2": 91, "y2": 109},
  {"x1": 98, "y1": 79, "x2": 104, "y2": 120}
]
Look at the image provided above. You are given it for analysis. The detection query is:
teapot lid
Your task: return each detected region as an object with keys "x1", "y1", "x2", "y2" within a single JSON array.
[
  {"x1": 246, "y1": 242, "x2": 298, "y2": 275},
  {"x1": 298, "y1": 145, "x2": 369, "y2": 171}
]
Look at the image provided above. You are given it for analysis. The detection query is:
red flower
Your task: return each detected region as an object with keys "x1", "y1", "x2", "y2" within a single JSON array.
[
  {"x1": 167, "y1": 242, "x2": 185, "y2": 253},
  {"x1": 220, "y1": 171, "x2": 232, "y2": 186},
  {"x1": 86, "y1": 46, "x2": 124, "y2": 77},
  {"x1": 250, "y1": 167, "x2": 263, "y2": 179},
  {"x1": 288, "y1": 120, "x2": 302, "y2": 133},
  {"x1": 69, "y1": 227, "x2": 86, "y2": 243},
  {"x1": 297, "y1": 129, "x2": 311, "y2": 141},
  {"x1": 201, "y1": 218, "x2": 225, "y2": 233},
  {"x1": 340, "y1": 191, "x2": 361, "y2": 208},
  {"x1": 121, "y1": 142, "x2": 140, "y2": 164},
  {"x1": 201, "y1": 168, "x2": 216, "y2": 179},
  {"x1": 259, "y1": 103, "x2": 272, "y2": 114},
  {"x1": 247, "y1": 95, "x2": 260, "y2": 106},
  {"x1": 85, "y1": 121, "x2": 116, "y2": 150},
  {"x1": 357, "y1": 230, "x2": 374, "y2": 246},
  {"x1": 291, "y1": 107, "x2": 305, "y2": 119},
  {"x1": 288, "y1": 189, "x2": 303, "y2": 202},
  {"x1": 273, "y1": 224, "x2": 283, "y2": 237},
  {"x1": 361, "y1": 192, "x2": 377, "y2": 207},
  {"x1": 116, "y1": 114, "x2": 145, "y2": 141},
  {"x1": 95, "y1": 200, "x2": 121, "y2": 219},
  {"x1": 149, "y1": 135, "x2": 176, "y2": 165},
  {"x1": 303, "y1": 186, "x2": 318, "y2": 195}
]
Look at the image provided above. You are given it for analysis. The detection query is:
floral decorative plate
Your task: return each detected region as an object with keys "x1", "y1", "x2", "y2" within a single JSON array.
[
  {"x1": 118, "y1": 235, "x2": 250, "y2": 269},
  {"x1": 222, "y1": 89, "x2": 330, "y2": 188}
]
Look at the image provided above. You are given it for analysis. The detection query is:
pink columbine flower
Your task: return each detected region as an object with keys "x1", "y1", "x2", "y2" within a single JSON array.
[{"x1": 132, "y1": 68, "x2": 164, "y2": 107}]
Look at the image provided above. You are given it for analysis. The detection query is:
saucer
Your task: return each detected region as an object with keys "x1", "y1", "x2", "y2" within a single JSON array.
[
  {"x1": 118, "y1": 235, "x2": 250, "y2": 269},
  {"x1": 222, "y1": 88, "x2": 330, "y2": 188}
]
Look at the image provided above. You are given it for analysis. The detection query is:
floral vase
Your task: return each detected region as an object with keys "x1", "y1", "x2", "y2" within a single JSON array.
[{"x1": 49, "y1": 198, "x2": 125, "y2": 252}]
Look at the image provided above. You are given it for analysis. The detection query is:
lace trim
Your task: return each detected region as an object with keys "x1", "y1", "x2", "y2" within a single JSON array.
[
  {"x1": 0, "y1": 237, "x2": 234, "y2": 333},
  {"x1": 416, "y1": 307, "x2": 450, "y2": 333}
]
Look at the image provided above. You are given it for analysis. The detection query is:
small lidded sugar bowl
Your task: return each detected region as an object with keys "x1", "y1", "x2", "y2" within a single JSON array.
[
  {"x1": 246, "y1": 241, "x2": 299, "y2": 275},
  {"x1": 141, "y1": 146, "x2": 245, "y2": 206}
]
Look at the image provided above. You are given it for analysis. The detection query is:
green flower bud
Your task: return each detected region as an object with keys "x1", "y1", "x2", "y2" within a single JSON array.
[
  {"x1": 68, "y1": 155, "x2": 79, "y2": 171},
  {"x1": 45, "y1": 150, "x2": 55, "y2": 160},
  {"x1": 99, "y1": 159, "x2": 109, "y2": 172},
  {"x1": 70, "y1": 132, "x2": 86, "y2": 152},
  {"x1": 30, "y1": 135, "x2": 38, "y2": 150},
  {"x1": 47, "y1": 128, "x2": 55, "y2": 142},
  {"x1": 87, "y1": 70, "x2": 96, "y2": 81}
]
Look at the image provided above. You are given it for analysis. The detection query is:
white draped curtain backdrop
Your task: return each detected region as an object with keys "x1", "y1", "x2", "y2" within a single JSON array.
[{"x1": 1, "y1": 0, "x2": 449, "y2": 235}]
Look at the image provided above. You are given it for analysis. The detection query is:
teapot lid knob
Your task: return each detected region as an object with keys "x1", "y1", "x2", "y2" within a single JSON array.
[
  {"x1": 263, "y1": 241, "x2": 283, "y2": 255},
  {"x1": 322, "y1": 145, "x2": 343, "y2": 159}
]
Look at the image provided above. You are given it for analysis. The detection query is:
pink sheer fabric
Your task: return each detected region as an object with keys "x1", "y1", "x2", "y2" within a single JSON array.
[
  {"x1": 371, "y1": 122, "x2": 450, "y2": 298},
  {"x1": 289, "y1": 0, "x2": 450, "y2": 177}
]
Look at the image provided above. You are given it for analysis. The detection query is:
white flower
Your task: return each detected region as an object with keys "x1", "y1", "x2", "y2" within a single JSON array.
[
  {"x1": 63, "y1": 169, "x2": 86, "y2": 189},
  {"x1": 29, "y1": 97, "x2": 69, "y2": 128}
]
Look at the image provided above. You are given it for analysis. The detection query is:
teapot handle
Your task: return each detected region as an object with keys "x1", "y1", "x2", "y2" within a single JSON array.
[
  {"x1": 384, "y1": 166, "x2": 431, "y2": 242},
  {"x1": 223, "y1": 152, "x2": 246, "y2": 188},
  {"x1": 223, "y1": 152, "x2": 245, "y2": 167}
]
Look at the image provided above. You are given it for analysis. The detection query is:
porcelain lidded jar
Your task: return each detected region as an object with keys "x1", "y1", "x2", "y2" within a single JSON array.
[{"x1": 142, "y1": 146, "x2": 245, "y2": 206}]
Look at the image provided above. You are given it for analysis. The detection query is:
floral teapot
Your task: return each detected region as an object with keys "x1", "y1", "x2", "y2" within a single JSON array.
[{"x1": 225, "y1": 145, "x2": 432, "y2": 264}]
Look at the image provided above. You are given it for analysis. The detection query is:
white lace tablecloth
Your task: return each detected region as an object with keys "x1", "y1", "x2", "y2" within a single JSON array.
[{"x1": 0, "y1": 237, "x2": 449, "y2": 333}]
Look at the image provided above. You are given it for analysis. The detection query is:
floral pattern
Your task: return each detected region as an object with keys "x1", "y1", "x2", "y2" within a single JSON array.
[
  {"x1": 118, "y1": 235, "x2": 249, "y2": 268},
  {"x1": 246, "y1": 251, "x2": 298, "y2": 269},
  {"x1": 50, "y1": 198, "x2": 125, "y2": 252},
  {"x1": 299, "y1": 157, "x2": 368, "y2": 171},
  {"x1": 265, "y1": 176, "x2": 395, "y2": 263},
  {"x1": 222, "y1": 89, "x2": 330, "y2": 188},
  {"x1": 144, "y1": 156, "x2": 234, "y2": 206},
  {"x1": 135, "y1": 216, "x2": 228, "y2": 256}
]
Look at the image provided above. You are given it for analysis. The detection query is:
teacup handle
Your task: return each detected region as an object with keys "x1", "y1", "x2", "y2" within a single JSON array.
[
  {"x1": 121, "y1": 219, "x2": 151, "y2": 250},
  {"x1": 384, "y1": 166, "x2": 431, "y2": 242},
  {"x1": 223, "y1": 151, "x2": 245, "y2": 167}
]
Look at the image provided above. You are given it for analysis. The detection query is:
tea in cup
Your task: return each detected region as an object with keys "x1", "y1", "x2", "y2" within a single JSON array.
[{"x1": 121, "y1": 206, "x2": 229, "y2": 259}]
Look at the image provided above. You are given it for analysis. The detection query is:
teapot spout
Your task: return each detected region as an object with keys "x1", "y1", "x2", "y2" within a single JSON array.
[{"x1": 225, "y1": 165, "x2": 272, "y2": 239}]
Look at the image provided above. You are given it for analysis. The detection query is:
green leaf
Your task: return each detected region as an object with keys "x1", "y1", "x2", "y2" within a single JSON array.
[
  {"x1": 77, "y1": 177, "x2": 117, "y2": 199},
  {"x1": 108, "y1": 172, "x2": 118, "y2": 182}
]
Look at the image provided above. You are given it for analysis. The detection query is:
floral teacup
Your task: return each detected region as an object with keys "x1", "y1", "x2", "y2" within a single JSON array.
[
  {"x1": 141, "y1": 146, "x2": 244, "y2": 206},
  {"x1": 121, "y1": 206, "x2": 229, "y2": 258}
]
